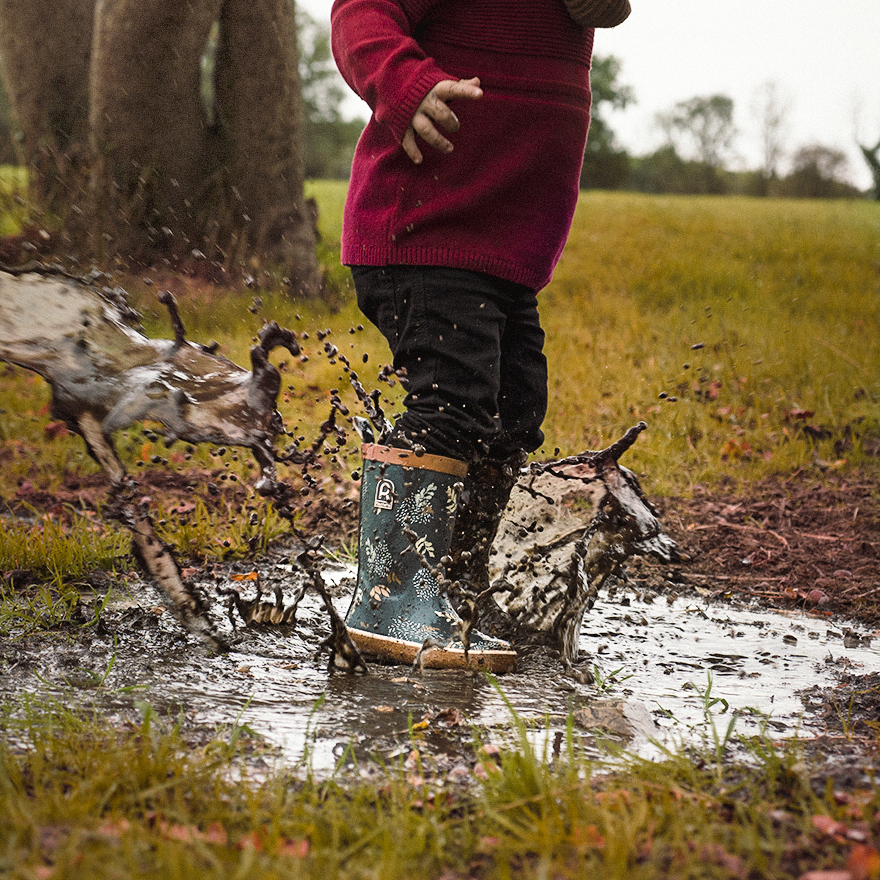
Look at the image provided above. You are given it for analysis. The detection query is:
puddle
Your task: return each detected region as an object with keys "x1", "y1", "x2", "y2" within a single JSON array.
[{"x1": 2, "y1": 560, "x2": 876, "y2": 775}]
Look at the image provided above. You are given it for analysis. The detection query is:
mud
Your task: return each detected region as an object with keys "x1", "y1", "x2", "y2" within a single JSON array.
[
  {"x1": 1, "y1": 541, "x2": 877, "y2": 784},
  {"x1": 1, "y1": 268, "x2": 878, "y2": 784}
]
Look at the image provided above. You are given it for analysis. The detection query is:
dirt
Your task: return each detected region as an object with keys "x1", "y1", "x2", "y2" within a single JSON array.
[
  {"x1": 648, "y1": 472, "x2": 880, "y2": 627},
  {"x1": 13, "y1": 460, "x2": 876, "y2": 624}
]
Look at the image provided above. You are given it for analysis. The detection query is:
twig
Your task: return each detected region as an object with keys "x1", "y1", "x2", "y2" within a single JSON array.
[
  {"x1": 815, "y1": 336, "x2": 870, "y2": 378},
  {"x1": 690, "y1": 520, "x2": 789, "y2": 547}
]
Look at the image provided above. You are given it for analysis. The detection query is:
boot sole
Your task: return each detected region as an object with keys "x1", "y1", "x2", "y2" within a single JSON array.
[{"x1": 347, "y1": 627, "x2": 517, "y2": 674}]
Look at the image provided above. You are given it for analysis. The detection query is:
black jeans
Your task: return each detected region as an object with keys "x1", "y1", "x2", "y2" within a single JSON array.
[{"x1": 352, "y1": 265, "x2": 548, "y2": 463}]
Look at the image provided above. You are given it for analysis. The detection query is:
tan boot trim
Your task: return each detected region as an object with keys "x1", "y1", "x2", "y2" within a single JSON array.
[
  {"x1": 362, "y1": 443, "x2": 468, "y2": 478},
  {"x1": 347, "y1": 627, "x2": 517, "y2": 674}
]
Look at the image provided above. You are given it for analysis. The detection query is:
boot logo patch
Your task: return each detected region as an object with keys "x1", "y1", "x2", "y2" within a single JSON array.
[{"x1": 374, "y1": 478, "x2": 395, "y2": 511}]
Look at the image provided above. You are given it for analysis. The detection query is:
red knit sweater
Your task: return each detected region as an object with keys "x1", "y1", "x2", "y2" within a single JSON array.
[{"x1": 331, "y1": 0, "x2": 594, "y2": 291}]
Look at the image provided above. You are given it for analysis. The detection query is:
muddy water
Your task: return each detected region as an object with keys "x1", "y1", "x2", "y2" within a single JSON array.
[{"x1": 3, "y1": 561, "x2": 876, "y2": 775}]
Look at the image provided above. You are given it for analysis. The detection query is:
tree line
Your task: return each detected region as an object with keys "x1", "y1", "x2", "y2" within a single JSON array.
[
  {"x1": 297, "y1": 24, "x2": 880, "y2": 202},
  {"x1": 583, "y1": 74, "x2": 879, "y2": 200}
]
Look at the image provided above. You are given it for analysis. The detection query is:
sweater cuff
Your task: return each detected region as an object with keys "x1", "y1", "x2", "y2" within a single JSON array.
[
  {"x1": 563, "y1": 0, "x2": 631, "y2": 28},
  {"x1": 382, "y1": 65, "x2": 451, "y2": 144}
]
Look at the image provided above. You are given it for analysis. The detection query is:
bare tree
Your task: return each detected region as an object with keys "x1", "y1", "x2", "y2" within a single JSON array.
[
  {"x1": 0, "y1": 0, "x2": 319, "y2": 291},
  {"x1": 751, "y1": 81, "x2": 790, "y2": 191},
  {"x1": 858, "y1": 137, "x2": 880, "y2": 200},
  {"x1": 779, "y1": 144, "x2": 857, "y2": 199}
]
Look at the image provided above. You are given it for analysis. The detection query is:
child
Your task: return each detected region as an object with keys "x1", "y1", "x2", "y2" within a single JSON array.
[{"x1": 332, "y1": 0, "x2": 630, "y2": 671}]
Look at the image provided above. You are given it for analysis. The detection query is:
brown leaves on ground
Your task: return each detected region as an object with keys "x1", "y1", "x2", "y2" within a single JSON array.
[{"x1": 651, "y1": 472, "x2": 880, "y2": 626}]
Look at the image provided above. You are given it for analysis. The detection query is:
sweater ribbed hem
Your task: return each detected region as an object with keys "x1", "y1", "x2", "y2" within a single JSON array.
[{"x1": 341, "y1": 243, "x2": 548, "y2": 291}]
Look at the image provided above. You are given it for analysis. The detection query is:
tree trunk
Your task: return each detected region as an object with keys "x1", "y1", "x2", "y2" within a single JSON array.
[
  {"x1": 0, "y1": 0, "x2": 319, "y2": 291},
  {"x1": 89, "y1": 0, "x2": 223, "y2": 257},
  {"x1": 215, "y1": 0, "x2": 319, "y2": 289},
  {"x1": 0, "y1": 0, "x2": 94, "y2": 208},
  {"x1": 859, "y1": 139, "x2": 880, "y2": 201}
]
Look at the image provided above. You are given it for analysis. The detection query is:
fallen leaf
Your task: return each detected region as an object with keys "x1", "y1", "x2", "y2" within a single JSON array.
[
  {"x1": 848, "y1": 845, "x2": 880, "y2": 880},
  {"x1": 812, "y1": 814, "x2": 849, "y2": 838},
  {"x1": 446, "y1": 764, "x2": 471, "y2": 783},
  {"x1": 97, "y1": 818, "x2": 131, "y2": 838},
  {"x1": 203, "y1": 823, "x2": 228, "y2": 846},
  {"x1": 279, "y1": 838, "x2": 309, "y2": 858},
  {"x1": 237, "y1": 830, "x2": 264, "y2": 851},
  {"x1": 573, "y1": 824, "x2": 606, "y2": 850},
  {"x1": 374, "y1": 705, "x2": 394, "y2": 713},
  {"x1": 699, "y1": 844, "x2": 745, "y2": 879},
  {"x1": 798, "y1": 872, "x2": 852, "y2": 880},
  {"x1": 432, "y1": 707, "x2": 466, "y2": 727},
  {"x1": 163, "y1": 822, "x2": 200, "y2": 843},
  {"x1": 43, "y1": 420, "x2": 71, "y2": 440}
]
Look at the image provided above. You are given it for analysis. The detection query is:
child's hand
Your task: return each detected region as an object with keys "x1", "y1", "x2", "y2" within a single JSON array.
[{"x1": 402, "y1": 77, "x2": 482, "y2": 164}]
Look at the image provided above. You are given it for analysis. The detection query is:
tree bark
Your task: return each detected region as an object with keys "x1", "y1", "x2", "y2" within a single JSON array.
[
  {"x1": 0, "y1": 0, "x2": 94, "y2": 206},
  {"x1": 89, "y1": 0, "x2": 223, "y2": 256},
  {"x1": 0, "y1": 0, "x2": 319, "y2": 291},
  {"x1": 215, "y1": 0, "x2": 319, "y2": 288}
]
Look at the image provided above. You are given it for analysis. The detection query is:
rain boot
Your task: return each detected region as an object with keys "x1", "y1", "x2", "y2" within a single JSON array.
[
  {"x1": 447, "y1": 452, "x2": 525, "y2": 595},
  {"x1": 345, "y1": 443, "x2": 517, "y2": 672}
]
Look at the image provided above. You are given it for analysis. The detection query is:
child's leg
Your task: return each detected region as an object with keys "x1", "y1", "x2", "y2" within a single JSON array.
[
  {"x1": 353, "y1": 265, "x2": 545, "y2": 462},
  {"x1": 495, "y1": 286, "x2": 547, "y2": 458}
]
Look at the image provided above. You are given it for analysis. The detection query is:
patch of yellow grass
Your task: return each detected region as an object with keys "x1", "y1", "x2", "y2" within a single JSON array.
[{"x1": 543, "y1": 193, "x2": 880, "y2": 493}]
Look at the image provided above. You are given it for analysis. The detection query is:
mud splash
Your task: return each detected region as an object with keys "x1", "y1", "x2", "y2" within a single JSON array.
[
  {"x1": 0, "y1": 265, "x2": 304, "y2": 651},
  {"x1": 8, "y1": 267, "x2": 871, "y2": 777},
  {"x1": 2, "y1": 561, "x2": 876, "y2": 778},
  {"x1": 0, "y1": 266, "x2": 682, "y2": 671}
]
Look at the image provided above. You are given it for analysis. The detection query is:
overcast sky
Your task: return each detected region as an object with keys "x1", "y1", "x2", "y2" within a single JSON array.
[{"x1": 299, "y1": 0, "x2": 880, "y2": 190}]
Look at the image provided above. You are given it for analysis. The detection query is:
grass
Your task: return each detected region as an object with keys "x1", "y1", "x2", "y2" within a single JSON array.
[
  {"x1": 0, "y1": 511, "x2": 130, "y2": 635},
  {"x1": 3, "y1": 185, "x2": 878, "y2": 515},
  {"x1": 0, "y1": 165, "x2": 28, "y2": 236},
  {"x1": 1, "y1": 693, "x2": 876, "y2": 879},
  {"x1": 2, "y1": 180, "x2": 880, "y2": 877},
  {"x1": 544, "y1": 193, "x2": 880, "y2": 493}
]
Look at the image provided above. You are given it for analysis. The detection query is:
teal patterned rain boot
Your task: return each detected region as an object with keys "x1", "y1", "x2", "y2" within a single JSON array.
[{"x1": 345, "y1": 444, "x2": 517, "y2": 673}]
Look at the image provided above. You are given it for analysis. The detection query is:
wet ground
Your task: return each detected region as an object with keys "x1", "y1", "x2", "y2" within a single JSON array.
[
  {"x1": 2, "y1": 267, "x2": 878, "y2": 785},
  {"x1": 2, "y1": 547, "x2": 877, "y2": 783}
]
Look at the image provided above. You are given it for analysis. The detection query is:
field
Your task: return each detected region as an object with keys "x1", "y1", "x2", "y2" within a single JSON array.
[{"x1": 2, "y1": 179, "x2": 880, "y2": 879}]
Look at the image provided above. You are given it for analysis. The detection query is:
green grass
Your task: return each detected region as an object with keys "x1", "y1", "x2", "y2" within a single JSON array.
[
  {"x1": 3, "y1": 184, "x2": 878, "y2": 501},
  {"x1": 0, "y1": 511, "x2": 130, "y2": 635},
  {"x1": 0, "y1": 165, "x2": 28, "y2": 236},
  {"x1": 1, "y1": 695, "x2": 875, "y2": 879},
  {"x1": 544, "y1": 193, "x2": 880, "y2": 493},
  {"x1": 121, "y1": 188, "x2": 880, "y2": 499}
]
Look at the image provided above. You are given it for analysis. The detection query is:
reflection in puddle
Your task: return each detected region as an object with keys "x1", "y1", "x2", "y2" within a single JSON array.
[{"x1": 3, "y1": 567, "x2": 877, "y2": 774}]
